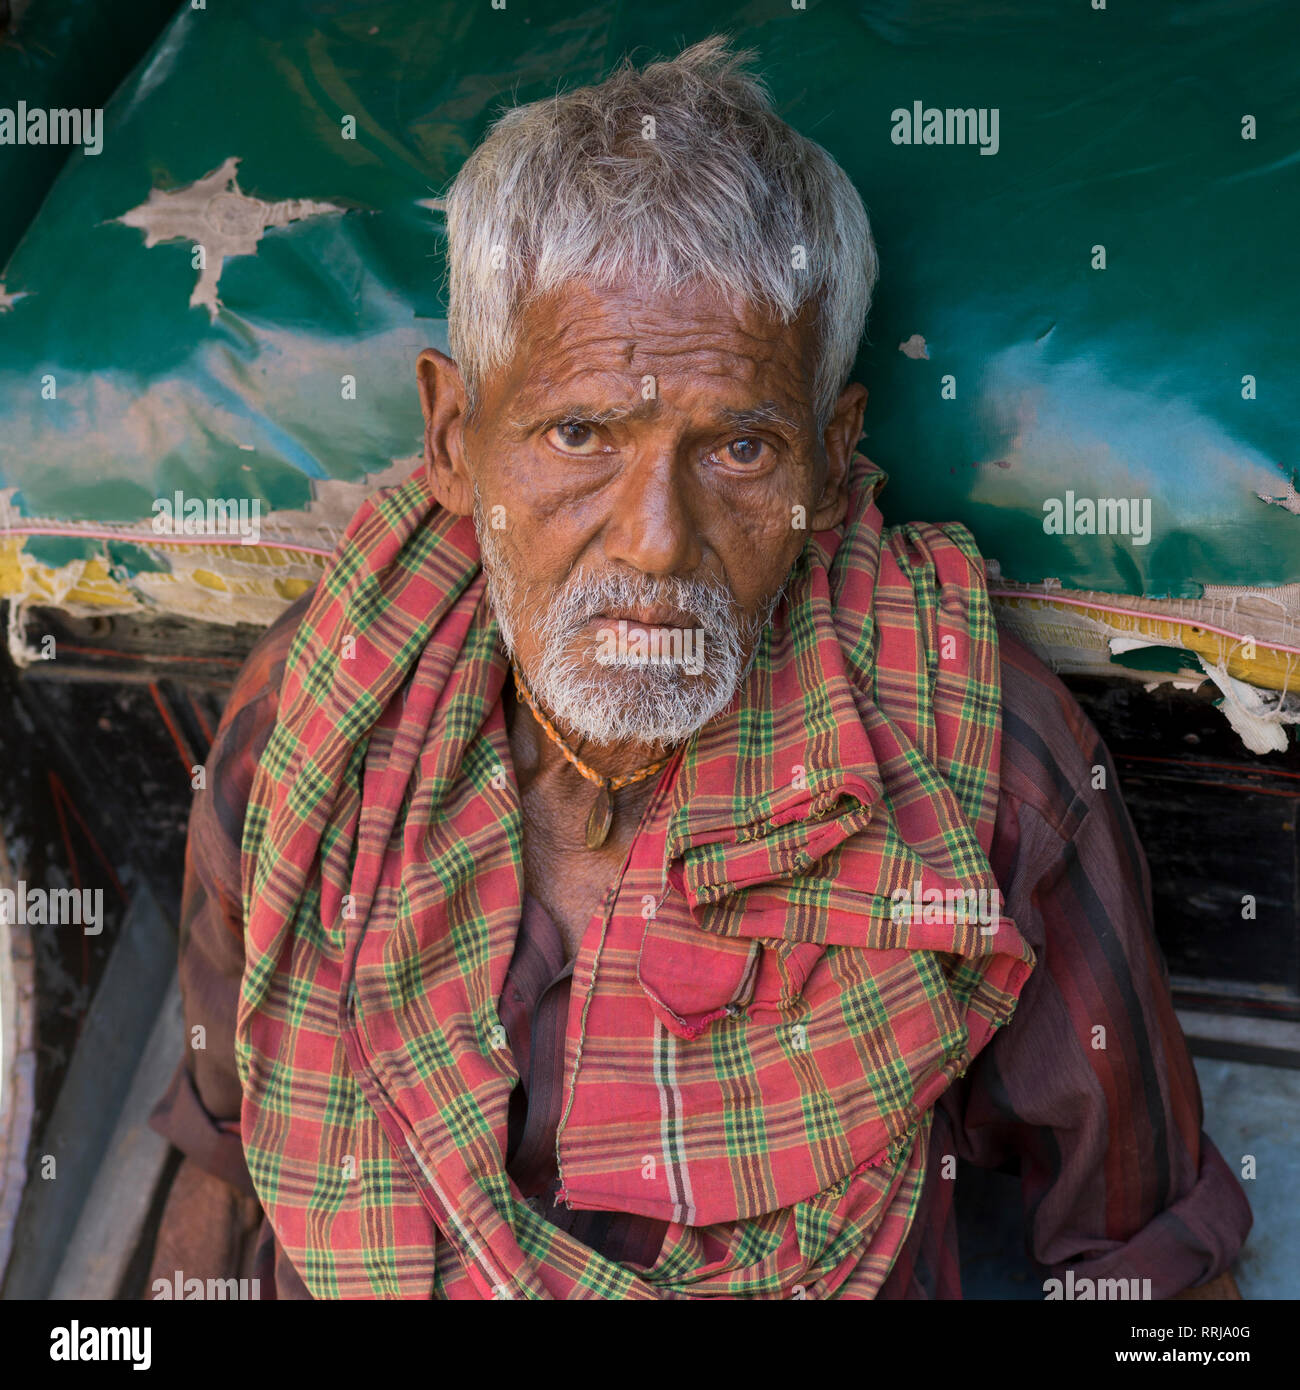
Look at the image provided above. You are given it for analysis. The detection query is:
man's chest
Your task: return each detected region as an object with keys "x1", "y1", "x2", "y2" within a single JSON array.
[
  {"x1": 516, "y1": 772, "x2": 659, "y2": 960},
  {"x1": 518, "y1": 809, "x2": 629, "y2": 960}
]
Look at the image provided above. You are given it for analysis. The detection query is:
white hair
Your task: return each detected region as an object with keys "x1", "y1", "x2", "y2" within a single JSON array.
[{"x1": 444, "y1": 34, "x2": 878, "y2": 430}]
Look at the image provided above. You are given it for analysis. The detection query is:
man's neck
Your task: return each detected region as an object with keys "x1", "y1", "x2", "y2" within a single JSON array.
[
  {"x1": 504, "y1": 672, "x2": 677, "y2": 786},
  {"x1": 504, "y1": 678, "x2": 667, "y2": 875}
]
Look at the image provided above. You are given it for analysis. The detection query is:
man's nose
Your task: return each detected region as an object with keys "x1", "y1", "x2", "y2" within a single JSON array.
[{"x1": 600, "y1": 449, "x2": 701, "y2": 578}]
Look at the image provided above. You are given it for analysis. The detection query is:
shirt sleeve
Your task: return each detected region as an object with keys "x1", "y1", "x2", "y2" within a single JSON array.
[
  {"x1": 938, "y1": 624, "x2": 1253, "y2": 1297},
  {"x1": 148, "y1": 594, "x2": 312, "y2": 1195}
]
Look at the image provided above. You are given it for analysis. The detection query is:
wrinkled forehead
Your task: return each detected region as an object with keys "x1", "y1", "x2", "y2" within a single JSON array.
[{"x1": 495, "y1": 278, "x2": 822, "y2": 420}]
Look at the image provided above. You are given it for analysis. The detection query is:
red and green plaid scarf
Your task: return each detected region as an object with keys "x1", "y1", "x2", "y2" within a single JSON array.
[{"x1": 236, "y1": 452, "x2": 1035, "y2": 1299}]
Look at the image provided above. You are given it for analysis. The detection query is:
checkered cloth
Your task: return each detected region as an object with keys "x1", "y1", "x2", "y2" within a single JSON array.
[{"x1": 236, "y1": 452, "x2": 1035, "y2": 1298}]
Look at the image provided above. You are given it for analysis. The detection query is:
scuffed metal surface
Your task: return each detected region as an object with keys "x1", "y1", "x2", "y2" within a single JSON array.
[
  {"x1": 116, "y1": 157, "x2": 347, "y2": 318},
  {"x1": 1, "y1": 0, "x2": 1295, "y2": 595},
  {"x1": 2, "y1": 459, "x2": 415, "y2": 664},
  {"x1": 1257, "y1": 478, "x2": 1300, "y2": 517},
  {"x1": 991, "y1": 580, "x2": 1300, "y2": 751},
  {"x1": 1194, "y1": 657, "x2": 1297, "y2": 755}
]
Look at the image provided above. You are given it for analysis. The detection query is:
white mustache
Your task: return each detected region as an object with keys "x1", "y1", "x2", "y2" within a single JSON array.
[{"x1": 549, "y1": 567, "x2": 737, "y2": 645}]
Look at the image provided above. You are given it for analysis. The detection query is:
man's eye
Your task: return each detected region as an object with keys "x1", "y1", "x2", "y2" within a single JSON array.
[
  {"x1": 724, "y1": 437, "x2": 765, "y2": 465},
  {"x1": 547, "y1": 421, "x2": 601, "y2": 453}
]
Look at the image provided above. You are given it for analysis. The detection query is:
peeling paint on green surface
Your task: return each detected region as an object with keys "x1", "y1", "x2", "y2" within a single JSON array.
[
  {"x1": 0, "y1": 0, "x2": 1296, "y2": 604},
  {"x1": 1109, "y1": 646, "x2": 1203, "y2": 674}
]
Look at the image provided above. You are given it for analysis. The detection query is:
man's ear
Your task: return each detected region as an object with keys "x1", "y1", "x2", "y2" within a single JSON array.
[
  {"x1": 809, "y1": 381, "x2": 869, "y2": 531},
  {"x1": 416, "y1": 347, "x2": 475, "y2": 515}
]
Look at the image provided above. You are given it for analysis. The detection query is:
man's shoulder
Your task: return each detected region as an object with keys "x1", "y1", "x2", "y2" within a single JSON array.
[
  {"x1": 994, "y1": 619, "x2": 1110, "y2": 840},
  {"x1": 182, "y1": 589, "x2": 319, "y2": 919},
  {"x1": 204, "y1": 588, "x2": 316, "y2": 805},
  {"x1": 223, "y1": 589, "x2": 316, "y2": 726}
]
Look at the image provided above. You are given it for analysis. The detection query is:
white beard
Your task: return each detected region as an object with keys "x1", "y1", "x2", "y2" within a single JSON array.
[{"x1": 473, "y1": 495, "x2": 785, "y2": 747}]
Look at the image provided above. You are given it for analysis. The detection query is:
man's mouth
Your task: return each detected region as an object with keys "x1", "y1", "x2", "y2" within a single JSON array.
[{"x1": 588, "y1": 608, "x2": 696, "y2": 630}]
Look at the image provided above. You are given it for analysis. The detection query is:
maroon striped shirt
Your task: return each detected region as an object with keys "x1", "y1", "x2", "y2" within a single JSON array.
[{"x1": 149, "y1": 593, "x2": 1251, "y2": 1297}]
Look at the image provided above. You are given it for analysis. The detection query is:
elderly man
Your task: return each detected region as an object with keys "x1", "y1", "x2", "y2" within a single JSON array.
[{"x1": 148, "y1": 36, "x2": 1249, "y2": 1299}]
